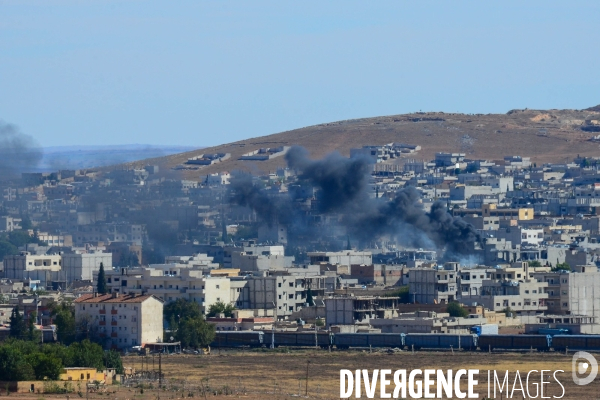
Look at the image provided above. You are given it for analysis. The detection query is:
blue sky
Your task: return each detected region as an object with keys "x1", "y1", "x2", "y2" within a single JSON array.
[{"x1": 1, "y1": 1, "x2": 599, "y2": 147}]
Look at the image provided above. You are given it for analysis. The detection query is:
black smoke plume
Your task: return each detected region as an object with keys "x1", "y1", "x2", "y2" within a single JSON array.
[
  {"x1": 231, "y1": 146, "x2": 480, "y2": 257},
  {"x1": 0, "y1": 120, "x2": 43, "y2": 180}
]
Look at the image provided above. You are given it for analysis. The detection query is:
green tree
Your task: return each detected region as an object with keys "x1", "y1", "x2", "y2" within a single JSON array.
[
  {"x1": 103, "y1": 350, "x2": 124, "y2": 374},
  {"x1": 383, "y1": 286, "x2": 410, "y2": 303},
  {"x1": 27, "y1": 311, "x2": 41, "y2": 342},
  {"x1": 501, "y1": 307, "x2": 515, "y2": 317},
  {"x1": 177, "y1": 317, "x2": 215, "y2": 349},
  {"x1": 528, "y1": 260, "x2": 542, "y2": 268},
  {"x1": 552, "y1": 262, "x2": 571, "y2": 272},
  {"x1": 164, "y1": 298, "x2": 202, "y2": 324},
  {"x1": 69, "y1": 340, "x2": 104, "y2": 371},
  {"x1": 306, "y1": 288, "x2": 315, "y2": 306},
  {"x1": 26, "y1": 352, "x2": 63, "y2": 380},
  {"x1": 0, "y1": 240, "x2": 18, "y2": 259},
  {"x1": 207, "y1": 301, "x2": 236, "y2": 318},
  {"x1": 446, "y1": 302, "x2": 469, "y2": 318},
  {"x1": 97, "y1": 262, "x2": 108, "y2": 294},
  {"x1": 0, "y1": 346, "x2": 35, "y2": 381},
  {"x1": 52, "y1": 301, "x2": 77, "y2": 345},
  {"x1": 41, "y1": 343, "x2": 74, "y2": 367},
  {"x1": 9, "y1": 307, "x2": 26, "y2": 339}
]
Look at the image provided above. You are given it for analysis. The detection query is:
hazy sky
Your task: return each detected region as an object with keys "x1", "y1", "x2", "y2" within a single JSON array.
[{"x1": 1, "y1": 1, "x2": 599, "y2": 148}]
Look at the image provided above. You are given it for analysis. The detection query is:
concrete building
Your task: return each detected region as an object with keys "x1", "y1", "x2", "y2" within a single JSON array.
[
  {"x1": 409, "y1": 263, "x2": 460, "y2": 304},
  {"x1": 2, "y1": 252, "x2": 62, "y2": 287},
  {"x1": 308, "y1": 251, "x2": 372, "y2": 267},
  {"x1": 74, "y1": 293, "x2": 164, "y2": 349},
  {"x1": 534, "y1": 268, "x2": 600, "y2": 323},
  {"x1": 0, "y1": 216, "x2": 21, "y2": 232},
  {"x1": 370, "y1": 311, "x2": 488, "y2": 334},
  {"x1": 324, "y1": 296, "x2": 399, "y2": 327},
  {"x1": 60, "y1": 252, "x2": 112, "y2": 283},
  {"x1": 37, "y1": 232, "x2": 73, "y2": 247},
  {"x1": 104, "y1": 266, "x2": 230, "y2": 314}
]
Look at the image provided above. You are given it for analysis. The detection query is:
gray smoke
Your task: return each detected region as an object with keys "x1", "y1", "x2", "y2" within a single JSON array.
[
  {"x1": 0, "y1": 120, "x2": 43, "y2": 180},
  {"x1": 286, "y1": 146, "x2": 371, "y2": 213},
  {"x1": 232, "y1": 146, "x2": 480, "y2": 257},
  {"x1": 231, "y1": 173, "x2": 295, "y2": 225}
]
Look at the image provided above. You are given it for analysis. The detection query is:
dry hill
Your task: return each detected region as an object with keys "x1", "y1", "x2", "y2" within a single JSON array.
[{"x1": 120, "y1": 106, "x2": 600, "y2": 180}]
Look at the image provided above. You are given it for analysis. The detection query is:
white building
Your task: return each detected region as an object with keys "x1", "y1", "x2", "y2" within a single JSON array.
[
  {"x1": 74, "y1": 293, "x2": 164, "y2": 349},
  {"x1": 2, "y1": 252, "x2": 62, "y2": 287},
  {"x1": 0, "y1": 216, "x2": 21, "y2": 232},
  {"x1": 61, "y1": 252, "x2": 113, "y2": 282},
  {"x1": 105, "y1": 266, "x2": 230, "y2": 314}
]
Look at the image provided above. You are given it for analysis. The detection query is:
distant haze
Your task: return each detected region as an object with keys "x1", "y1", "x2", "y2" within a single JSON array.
[{"x1": 37, "y1": 144, "x2": 198, "y2": 172}]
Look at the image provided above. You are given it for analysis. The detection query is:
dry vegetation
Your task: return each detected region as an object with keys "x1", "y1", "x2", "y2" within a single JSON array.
[
  {"x1": 114, "y1": 106, "x2": 600, "y2": 180},
  {"x1": 9, "y1": 349, "x2": 600, "y2": 399}
]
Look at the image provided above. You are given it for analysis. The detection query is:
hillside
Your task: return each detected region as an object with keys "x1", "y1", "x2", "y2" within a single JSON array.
[{"x1": 120, "y1": 106, "x2": 600, "y2": 180}]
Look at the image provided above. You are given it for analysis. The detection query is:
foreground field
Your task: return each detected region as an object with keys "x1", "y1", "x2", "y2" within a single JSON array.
[{"x1": 9, "y1": 349, "x2": 600, "y2": 399}]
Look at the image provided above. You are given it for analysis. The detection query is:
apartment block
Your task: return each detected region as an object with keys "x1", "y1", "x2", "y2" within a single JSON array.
[{"x1": 74, "y1": 293, "x2": 163, "y2": 349}]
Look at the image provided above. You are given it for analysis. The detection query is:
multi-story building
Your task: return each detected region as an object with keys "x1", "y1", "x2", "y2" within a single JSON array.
[
  {"x1": 60, "y1": 252, "x2": 112, "y2": 283},
  {"x1": 2, "y1": 252, "x2": 62, "y2": 287},
  {"x1": 74, "y1": 293, "x2": 163, "y2": 349},
  {"x1": 308, "y1": 251, "x2": 372, "y2": 267},
  {"x1": 0, "y1": 216, "x2": 21, "y2": 232},
  {"x1": 534, "y1": 266, "x2": 600, "y2": 321},
  {"x1": 409, "y1": 263, "x2": 460, "y2": 304},
  {"x1": 324, "y1": 296, "x2": 399, "y2": 327},
  {"x1": 104, "y1": 266, "x2": 230, "y2": 314}
]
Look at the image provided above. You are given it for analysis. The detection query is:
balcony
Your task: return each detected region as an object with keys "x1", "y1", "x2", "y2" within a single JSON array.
[
  {"x1": 111, "y1": 310, "x2": 118, "y2": 315},
  {"x1": 111, "y1": 333, "x2": 117, "y2": 338},
  {"x1": 111, "y1": 321, "x2": 117, "y2": 326},
  {"x1": 99, "y1": 321, "x2": 106, "y2": 326},
  {"x1": 99, "y1": 309, "x2": 106, "y2": 314}
]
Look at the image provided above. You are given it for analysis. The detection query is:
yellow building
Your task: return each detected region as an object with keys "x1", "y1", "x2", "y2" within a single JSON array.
[
  {"x1": 59, "y1": 368, "x2": 106, "y2": 382},
  {"x1": 210, "y1": 268, "x2": 240, "y2": 277},
  {"x1": 482, "y1": 203, "x2": 534, "y2": 220}
]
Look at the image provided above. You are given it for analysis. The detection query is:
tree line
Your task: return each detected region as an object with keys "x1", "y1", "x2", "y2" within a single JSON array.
[{"x1": 0, "y1": 339, "x2": 123, "y2": 381}]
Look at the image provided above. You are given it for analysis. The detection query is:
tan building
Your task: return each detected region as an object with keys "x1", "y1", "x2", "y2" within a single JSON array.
[{"x1": 74, "y1": 293, "x2": 164, "y2": 349}]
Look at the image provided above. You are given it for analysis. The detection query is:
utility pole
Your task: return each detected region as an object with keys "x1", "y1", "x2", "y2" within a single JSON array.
[
  {"x1": 158, "y1": 352, "x2": 162, "y2": 400},
  {"x1": 305, "y1": 360, "x2": 310, "y2": 397}
]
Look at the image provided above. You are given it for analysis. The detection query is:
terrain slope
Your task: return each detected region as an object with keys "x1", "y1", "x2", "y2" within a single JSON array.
[{"x1": 118, "y1": 106, "x2": 600, "y2": 180}]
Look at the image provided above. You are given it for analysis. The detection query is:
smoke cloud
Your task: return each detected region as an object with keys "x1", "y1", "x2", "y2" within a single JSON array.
[
  {"x1": 0, "y1": 120, "x2": 43, "y2": 180},
  {"x1": 231, "y1": 146, "x2": 480, "y2": 257}
]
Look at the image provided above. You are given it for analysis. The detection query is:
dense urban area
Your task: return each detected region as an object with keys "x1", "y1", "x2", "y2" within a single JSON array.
[{"x1": 3, "y1": 141, "x2": 600, "y2": 393}]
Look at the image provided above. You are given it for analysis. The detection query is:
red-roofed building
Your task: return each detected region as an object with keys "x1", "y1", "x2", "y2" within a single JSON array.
[{"x1": 74, "y1": 293, "x2": 163, "y2": 349}]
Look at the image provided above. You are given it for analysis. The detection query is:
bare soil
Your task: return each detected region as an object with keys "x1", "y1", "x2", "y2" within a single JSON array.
[{"x1": 109, "y1": 107, "x2": 600, "y2": 180}]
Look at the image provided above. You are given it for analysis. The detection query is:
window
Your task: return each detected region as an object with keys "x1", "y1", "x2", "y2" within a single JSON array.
[
  {"x1": 216, "y1": 285, "x2": 220, "y2": 289},
  {"x1": 289, "y1": 306, "x2": 293, "y2": 311},
  {"x1": 278, "y1": 283, "x2": 282, "y2": 287},
  {"x1": 289, "y1": 282, "x2": 294, "y2": 287},
  {"x1": 496, "y1": 303, "x2": 500, "y2": 307},
  {"x1": 563, "y1": 302, "x2": 568, "y2": 307},
  {"x1": 289, "y1": 294, "x2": 293, "y2": 299}
]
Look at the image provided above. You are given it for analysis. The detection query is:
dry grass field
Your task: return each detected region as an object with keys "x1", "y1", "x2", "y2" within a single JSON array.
[{"x1": 9, "y1": 349, "x2": 600, "y2": 400}]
